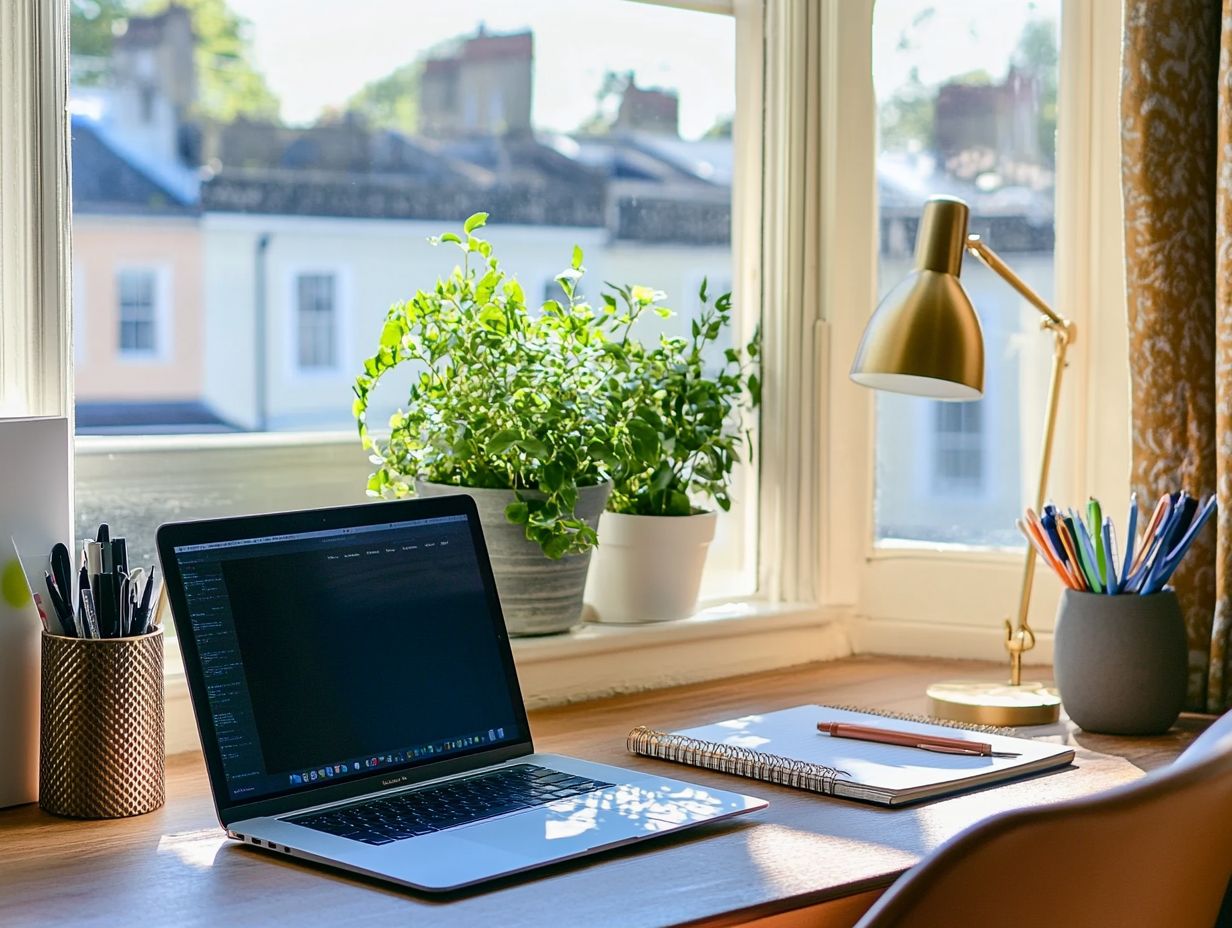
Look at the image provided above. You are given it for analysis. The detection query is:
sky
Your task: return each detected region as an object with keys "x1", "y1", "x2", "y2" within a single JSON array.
[
  {"x1": 872, "y1": 0, "x2": 1061, "y2": 97},
  {"x1": 226, "y1": 0, "x2": 737, "y2": 138}
]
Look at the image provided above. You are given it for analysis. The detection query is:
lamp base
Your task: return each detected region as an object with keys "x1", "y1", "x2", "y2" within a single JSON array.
[{"x1": 927, "y1": 680, "x2": 1061, "y2": 727}]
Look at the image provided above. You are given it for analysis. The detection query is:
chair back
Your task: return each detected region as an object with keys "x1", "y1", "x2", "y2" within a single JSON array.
[{"x1": 854, "y1": 712, "x2": 1232, "y2": 928}]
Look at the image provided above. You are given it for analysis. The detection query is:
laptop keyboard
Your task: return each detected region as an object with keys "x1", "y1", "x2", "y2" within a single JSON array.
[{"x1": 289, "y1": 764, "x2": 614, "y2": 845}]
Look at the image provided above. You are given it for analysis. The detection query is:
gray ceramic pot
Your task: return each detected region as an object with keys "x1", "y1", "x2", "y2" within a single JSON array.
[
  {"x1": 1053, "y1": 589, "x2": 1187, "y2": 735},
  {"x1": 416, "y1": 480, "x2": 611, "y2": 636}
]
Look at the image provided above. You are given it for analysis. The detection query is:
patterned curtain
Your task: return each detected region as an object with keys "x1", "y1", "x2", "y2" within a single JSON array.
[{"x1": 1121, "y1": 0, "x2": 1231, "y2": 713}]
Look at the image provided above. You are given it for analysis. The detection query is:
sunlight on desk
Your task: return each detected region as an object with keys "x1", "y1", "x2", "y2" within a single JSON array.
[
  {"x1": 747, "y1": 824, "x2": 918, "y2": 893},
  {"x1": 157, "y1": 829, "x2": 230, "y2": 869}
]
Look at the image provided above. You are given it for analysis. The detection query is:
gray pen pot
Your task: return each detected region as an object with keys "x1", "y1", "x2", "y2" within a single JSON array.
[{"x1": 1053, "y1": 589, "x2": 1187, "y2": 735}]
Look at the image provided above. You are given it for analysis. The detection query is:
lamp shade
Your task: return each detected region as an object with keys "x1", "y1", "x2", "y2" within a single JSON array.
[{"x1": 850, "y1": 196, "x2": 984, "y2": 401}]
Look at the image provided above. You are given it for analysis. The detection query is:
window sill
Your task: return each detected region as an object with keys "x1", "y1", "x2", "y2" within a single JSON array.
[{"x1": 164, "y1": 600, "x2": 853, "y2": 755}]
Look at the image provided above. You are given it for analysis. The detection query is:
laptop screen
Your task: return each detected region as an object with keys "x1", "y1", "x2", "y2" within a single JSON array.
[{"x1": 166, "y1": 505, "x2": 528, "y2": 805}]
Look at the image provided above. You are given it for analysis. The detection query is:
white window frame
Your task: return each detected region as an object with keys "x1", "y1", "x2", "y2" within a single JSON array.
[
  {"x1": 831, "y1": 1, "x2": 1128, "y2": 663},
  {"x1": 285, "y1": 265, "x2": 349, "y2": 378},
  {"x1": 12, "y1": 0, "x2": 846, "y2": 741},
  {"x1": 115, "y1": 263, "x2": 172, "y2": 362},
  {"x1": 9, "y1": 0, "x2": 1126, "y2": 743}
]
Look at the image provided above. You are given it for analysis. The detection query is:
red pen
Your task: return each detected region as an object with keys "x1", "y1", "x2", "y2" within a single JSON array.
[{"x1": 817, "y1": 722, "x2": 1020, "y2": 758}]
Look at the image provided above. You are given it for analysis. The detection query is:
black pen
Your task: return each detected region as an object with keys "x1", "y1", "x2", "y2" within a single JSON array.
[
  {"x1": 96, "y1": 543, "x2": 118, "y2": 638},
  {"x1": 132, "y1": 567, "x2": 156, "y2": 636},
  {"x1": 44, "y1": 571, "x2": 76, "y2": 637},
  {"x1": 112, "y1": 538, "x2": 128, "y2": 635}
]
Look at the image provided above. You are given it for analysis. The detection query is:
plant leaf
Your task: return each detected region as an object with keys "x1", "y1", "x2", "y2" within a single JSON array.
[
  {"x1": 486, "y1": 430, "x2": 521, "y2": 455},
  {"x1": 463, "y1": 212, "x2": 489, "y2": 233}
]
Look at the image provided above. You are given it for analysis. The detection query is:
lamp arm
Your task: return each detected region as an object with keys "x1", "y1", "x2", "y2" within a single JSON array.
[
  {"x1": 965, "y1": 234, "x2": 1070, "y2": 331},
  {"x1": 965, "y1": 233, "x2": 1077, "y2": 686}
]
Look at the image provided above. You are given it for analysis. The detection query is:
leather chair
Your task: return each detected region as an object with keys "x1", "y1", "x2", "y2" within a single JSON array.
[{"x1": 853, "y1": 710, "x2": 1232, "y2": 928}]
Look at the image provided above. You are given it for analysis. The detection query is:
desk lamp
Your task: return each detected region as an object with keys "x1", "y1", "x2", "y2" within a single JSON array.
[{"x1": 850, "y1": 195, "x2": 1075, "y2": 726}]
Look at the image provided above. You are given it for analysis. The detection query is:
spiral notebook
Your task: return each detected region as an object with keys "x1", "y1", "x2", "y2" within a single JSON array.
[{"x1": 628, "y1": 704, "x2": 1075, "y2": 806}]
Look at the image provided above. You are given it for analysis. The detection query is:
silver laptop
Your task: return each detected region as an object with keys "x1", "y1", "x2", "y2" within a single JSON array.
[{"x1": 157, "y1": 495, "x2": 765, "y2": 892}]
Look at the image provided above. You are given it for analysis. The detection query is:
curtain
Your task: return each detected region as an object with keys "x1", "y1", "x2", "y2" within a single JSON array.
[{"x1": 1121, "y1": 0, "x2": 1231, "y2": 712}]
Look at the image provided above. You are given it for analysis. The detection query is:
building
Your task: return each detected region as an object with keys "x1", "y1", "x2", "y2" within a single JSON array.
[
  {"x1": 420, "y1": 28, "x2": 534, "y2": 137},
  {"x1": 70, "y1": 115, "x2": 229, "y2": 433}
]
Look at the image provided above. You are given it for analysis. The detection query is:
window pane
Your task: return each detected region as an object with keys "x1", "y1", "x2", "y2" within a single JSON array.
[
  {"x1": 70, "y1": 1, "x2": 751, "y2": 601},
  {"x1": 117, "y1": 268, "x2": 157, "y2": 353},
  {"x1": 872, "y1": 0, "x2": 1059, "y2": 548},
  {"x1": 296, "y1": 272, "x2": 336, "y2": 369}
]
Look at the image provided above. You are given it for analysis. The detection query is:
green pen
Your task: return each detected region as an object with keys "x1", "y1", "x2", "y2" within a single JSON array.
[
  {"x1": 1088, "y1": 497, "x2": 1106, "y2": 586},
  {"x1": 1065, "y1": 513, "x2": 1102, "y2": 593}
]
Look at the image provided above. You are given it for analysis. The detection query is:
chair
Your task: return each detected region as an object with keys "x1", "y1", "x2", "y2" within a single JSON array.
[{"x1": 853, "y1": 711, "x2": 1232, "y2": 928}]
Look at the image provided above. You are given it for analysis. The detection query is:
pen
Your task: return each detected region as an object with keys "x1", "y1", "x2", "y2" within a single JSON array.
[
  {"x1": 1102, "y1": 517, "x2": 1119, "y2": 595},
  {"x1": 817, "y1": 722, "x2": 1021, "y2": 758},
  {"x1": 79, "y1": 583, "x2": 100, "y2": 640},
  {"x1": 1088, "y1": 497, "x2": 1105, "y2": 582},
  {"x1": 1120, "y1": 493, "x2": 1138, "y2": 588},
  {"x1": 31, "y1": 592, "x2": 50, "y2": 632},
  {"x1": 132, "y1": 567, "x2": 156, "y2": 636},
  {"x1": 44, "y1": 571, "x2": 76, "y2": 637}
]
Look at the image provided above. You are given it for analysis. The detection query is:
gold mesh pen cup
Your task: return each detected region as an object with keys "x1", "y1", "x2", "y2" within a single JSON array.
[{"x1": 39, "y1": 628, "x2": 165, "y2": 818}]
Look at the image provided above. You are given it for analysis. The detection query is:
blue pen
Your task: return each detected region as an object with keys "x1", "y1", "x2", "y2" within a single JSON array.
[
  {"x1": 1041, "y1": 509, "x2": 1068, "y2": 566},
  {"x1": 1102, "y1": 517, "x2": 1119, "y2": 594},
  {"x1": 1127, "y1": 496, "x2": 1174, "y2": 593},
  {"x1": 1145, "y1": 496, "x2": 1218, "y2": 594},
  {"x1": 1141, "y1": 499, "x2": 1190, "y2": 594},
  {"x1": 1071, "y1": 511, "x2": 1104, "y2": 593},
  {"x1": 1120, "y1": 493, "x2": 1138, "y2": 591}
]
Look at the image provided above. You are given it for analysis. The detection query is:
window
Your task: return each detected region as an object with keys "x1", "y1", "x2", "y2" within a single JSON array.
[
  {"x1": 13, "y1": 1, "x2": 1127, "y2": 676},
  {"x1": 62, "y1": 0, "x2": 749, "y2": 604},
  {"x1": 932, "y1": 401, "x2": 983, "y2": 494},
  {"x1": 872, "y1": 0, "x2": 1061, "y2": 550},
  {"x1": 841, "y1": 0, "x2": 1130, "y2": 659},
  {"x1": 117, "y1": 268, "x2": 158, "y2": 355},
  {"x1": 295, "y1": 272, "x2": 338, "y2": 370}
]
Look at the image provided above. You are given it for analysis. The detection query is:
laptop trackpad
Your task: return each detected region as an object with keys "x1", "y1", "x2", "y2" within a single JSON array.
[{"x1": 455, "y1": 790, "x2": 702, "y2": 858}]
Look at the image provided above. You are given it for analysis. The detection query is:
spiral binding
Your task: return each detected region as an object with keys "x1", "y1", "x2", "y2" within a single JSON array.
[
  {"x1": 627, "y1": 726, "x2": 848, "y2": 795},
  {"x1": 627, "y1": 704, "x2": 1021, "y2": 797}
]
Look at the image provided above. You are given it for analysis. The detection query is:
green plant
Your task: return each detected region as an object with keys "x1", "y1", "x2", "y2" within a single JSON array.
[
  {"x1": 353, "y1": 213, "x2": 618, "y2": 559},
  {"x1": 601, "y1": 281, "x2": 760, "y2": 517}
]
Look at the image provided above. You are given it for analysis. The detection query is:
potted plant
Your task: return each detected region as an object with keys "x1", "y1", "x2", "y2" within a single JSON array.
[
  {"x1": 585, "y1": 281, "x2": 760, "y2": 623},
  {"x1": 353, "y1": 213, "x2": 617, "y2": 636}
]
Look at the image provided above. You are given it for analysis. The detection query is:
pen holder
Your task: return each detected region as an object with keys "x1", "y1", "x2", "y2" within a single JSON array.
[
  {"x1": 39, "y1": 628, "x2": 165, "y2": 818},
  {"x1": 1053, "y1": 589, "x2": 1188, "y2": 735}
]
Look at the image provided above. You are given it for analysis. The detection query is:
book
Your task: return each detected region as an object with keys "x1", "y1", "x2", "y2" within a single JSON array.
[
  {"x1": 627, "y1": 704, "x2": 1076, "y2": 806},
  {"x1": 0, "y1": 416, "x2": 72, "y2": 807}
]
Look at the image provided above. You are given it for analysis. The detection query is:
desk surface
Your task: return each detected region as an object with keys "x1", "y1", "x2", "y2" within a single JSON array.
[{"x1": 0, "y1": 656, "x2": 1207, "y2": 928}]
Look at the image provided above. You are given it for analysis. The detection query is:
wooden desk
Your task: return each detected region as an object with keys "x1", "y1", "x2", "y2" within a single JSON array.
[{"x1": 0, "y1": 656, "x2": 1207, "y2": 928}]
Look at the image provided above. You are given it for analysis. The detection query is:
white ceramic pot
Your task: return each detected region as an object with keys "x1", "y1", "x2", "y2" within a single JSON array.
[{"x1": 585, "y1": 510, "x2": 717, "y2": 623}]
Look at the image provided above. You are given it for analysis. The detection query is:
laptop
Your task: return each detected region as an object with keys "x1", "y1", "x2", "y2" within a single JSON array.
[{"x1": 157, "y1": 495, "x2": 766, "y2": 892}]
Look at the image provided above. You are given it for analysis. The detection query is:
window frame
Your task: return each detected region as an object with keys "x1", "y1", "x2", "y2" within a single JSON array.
[
  {"x1": 16, "y1": 0, "x2": 817, "y2": 725},
  {"x1": 10, "y1": 0, "x2": 1128, "y2": 714},
  {"x1": 286, "y1": 265, "x2": 348, "y2": 377},
  {"x1": 115, "y1": 263, "x2": 171, "y2": 361},
  {"x1": 830, "y1": 0, "x2": 1129, "y2": 663}
]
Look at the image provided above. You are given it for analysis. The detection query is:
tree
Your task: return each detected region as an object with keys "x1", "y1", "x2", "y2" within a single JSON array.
[
  {"x1": 574, "y1": 71, "x2": 629, "y2": 136},
  {"x1": 345, "y1": 61, "x2": 422, "y2": 135},
  {"x1": 879, "y1": 66, "x2": 935, "y2": 153},
  {"x1": 141, "y1": 0, "x2": 280, "y2": 122},
  {"x1": 71, "y1": 0, "x2": 130, "y2": 57},
  {"x1": 702, "y1": 115, "x2": 733, "y2": 140},
  {"x1": 1013, "y1": 18, "x2": 1059, "y2": 165}
]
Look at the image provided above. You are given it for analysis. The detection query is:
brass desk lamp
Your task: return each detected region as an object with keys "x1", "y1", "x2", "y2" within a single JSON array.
[{"x1": 850, "y1": 195, "x2": 1074, "y2": 726}]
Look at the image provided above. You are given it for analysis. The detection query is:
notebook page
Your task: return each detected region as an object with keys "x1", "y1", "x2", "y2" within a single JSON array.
[{"x1": 671, "y1": 705, "x2": 1070, "y2": 795}]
